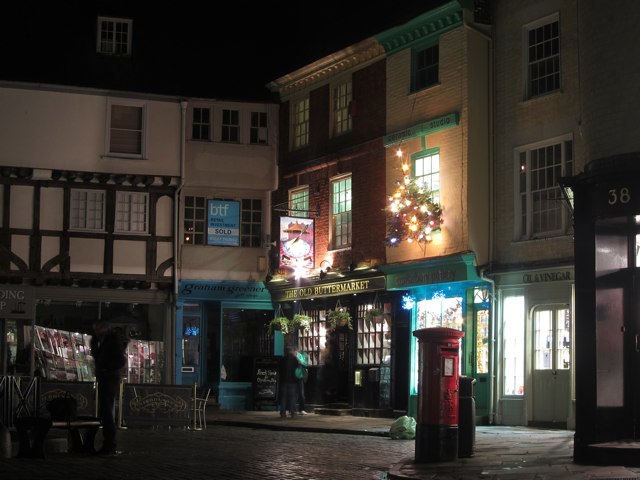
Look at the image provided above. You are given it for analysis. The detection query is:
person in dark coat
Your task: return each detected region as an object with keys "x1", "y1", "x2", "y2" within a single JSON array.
[
  {"x1": 279, "y1": 346, "x2": 300, "y2": 418},
  {"x1": 90, "y1": 321, "x2": 128, "y2": 454}
]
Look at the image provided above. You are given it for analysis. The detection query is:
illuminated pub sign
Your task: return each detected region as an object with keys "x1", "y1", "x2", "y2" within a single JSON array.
[
  {"x1": 270, "y1": 276, "x2": 386, "y2": 302},
  {"x1": 208, "y1": 200, "x2": 240, "y2": 246},
  {"x1": 279, "y1": 217, "x2": 314, "y2": 268}
]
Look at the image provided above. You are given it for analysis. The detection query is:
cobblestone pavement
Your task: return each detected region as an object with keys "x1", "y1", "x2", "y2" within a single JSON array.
[
  {"x1": 4, "y1": 411, "x2": 640, "y2": 480},
  {"x1": 0, "y1": 424, "x2": 414, "y2": 480}
]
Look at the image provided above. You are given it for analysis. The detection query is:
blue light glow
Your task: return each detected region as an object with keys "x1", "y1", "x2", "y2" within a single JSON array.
[
  {"x1": 184, "y1": 326, "x2": 200, "y2": 336},
  {"x1": 402, "y1": 293, "x2": 415, "y2": 310}
]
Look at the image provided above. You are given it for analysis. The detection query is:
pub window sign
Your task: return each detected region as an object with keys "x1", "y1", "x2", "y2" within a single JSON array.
[{"x1": 279, "y1": 217, "x2": 314, "y2": 269}]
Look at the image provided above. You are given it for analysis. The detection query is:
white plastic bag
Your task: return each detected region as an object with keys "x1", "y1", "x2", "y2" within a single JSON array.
[{"x1": 389, "y1": 415, "x2": 416, "y2": 440}]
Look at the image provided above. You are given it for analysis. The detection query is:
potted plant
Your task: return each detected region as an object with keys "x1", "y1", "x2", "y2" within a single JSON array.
[
  {"x1": 267, "y1": 316, "x2": 290, "y2": 335},
  {"x1": 326, "y1": 309, "x2": 353, "y2": 331},
  {"x1": 292, "y1": 314, "x2": 312, "y2": 331},
  {"x1": 365, "y1": 308, "x2": 387, "y2": 324}
]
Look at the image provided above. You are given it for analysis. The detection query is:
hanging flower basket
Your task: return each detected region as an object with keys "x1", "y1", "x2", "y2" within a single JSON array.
[
  {"x1": 268, "y1": 316, "x2": 290, "y2": 335},
  {"x1": 326, "y1": 309, "x2": 353, "y2": 331},
  {"x1": 292, "y1": 314, "x2": 312, "y2": 331},
  {"x1": 366, "y1": 308, "x2": 387, "y2": 324}
]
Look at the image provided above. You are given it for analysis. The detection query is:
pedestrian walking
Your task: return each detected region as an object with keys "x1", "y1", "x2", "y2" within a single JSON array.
[
  {"x1": 295, "y1": 349, "x2": 309, "y2": 415},
  {"x1": 90, "y1": 321, "x2": 128, "y2": 454},
  {"x1": 279, "y1": 345, "x2": 299, "y2": 418}
]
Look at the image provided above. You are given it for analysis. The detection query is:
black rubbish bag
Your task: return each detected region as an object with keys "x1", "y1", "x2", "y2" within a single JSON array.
[{"x1": 47, "y1": 392, "x2": 78, "y2": 421}]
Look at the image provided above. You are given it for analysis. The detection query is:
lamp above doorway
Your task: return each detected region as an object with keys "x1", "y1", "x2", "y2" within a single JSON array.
[{"x1": 558, "y1": 177, "x2": 575, "y2": 217}]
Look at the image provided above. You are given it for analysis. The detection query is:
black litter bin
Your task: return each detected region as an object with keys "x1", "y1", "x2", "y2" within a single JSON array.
[{"x1": 458, "y1": 376, "x2": 476, "y2": 457}]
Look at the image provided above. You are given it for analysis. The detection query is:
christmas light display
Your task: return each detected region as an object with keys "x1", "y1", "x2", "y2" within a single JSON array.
[{"x1": 385, "y1": 150, "x2": 443, "y2": 247}]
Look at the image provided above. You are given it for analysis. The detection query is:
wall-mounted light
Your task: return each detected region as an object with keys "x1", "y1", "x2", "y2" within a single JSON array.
[
  {"x1": 319, "y1": 260, "x2": 332, "y2": 279},
  {"x1": 558, "y1": 177, "x2": 575, "y2": 217}
]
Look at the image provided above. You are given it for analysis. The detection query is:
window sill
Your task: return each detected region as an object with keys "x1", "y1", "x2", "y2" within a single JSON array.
[
  {"x1": 408, "y1": 82, "x2": 442, "y2": 97},
  {"x1": 511, "y1": 232, "x2": 573, "y2": 245},
  {"x1": 327, "y1": 247, "x2": 352, "y2": 254},
  {"x1": 114, "y1": 231, "x2": 150, "y2": 236},
  {"x1": 69, "y1": 228, "x2": 106, "y2": 234},
  {"x1": 101, "y1": 154, "x2": 146, "y2": 160},
  {"x1": 521, "y1": 89, "x2": 563, "y2": 104}
]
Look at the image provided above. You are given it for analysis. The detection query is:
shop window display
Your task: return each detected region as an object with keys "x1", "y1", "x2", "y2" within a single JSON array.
[
  {"x1": 29, "y1": 301, "x2": 165, "y2": 384},
  {"x1": 356, "y1": 303, "x2": 391, "y2": 366},
  {"x1": 297, "y1": 309, "x2": 326, "y2": 366},
  {"x1": 32, "y1": 325, "x2": 163, "y2": 383}
]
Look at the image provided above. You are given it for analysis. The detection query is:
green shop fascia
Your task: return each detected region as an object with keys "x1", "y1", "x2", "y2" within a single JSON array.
[{"x1": 380, "y1": 252, "x2": 493, "y2": 420}]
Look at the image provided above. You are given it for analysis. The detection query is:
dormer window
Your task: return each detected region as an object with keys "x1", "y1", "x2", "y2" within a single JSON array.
[{"x1": 97, "y1": 16, "x2": 132, "y2": 56}]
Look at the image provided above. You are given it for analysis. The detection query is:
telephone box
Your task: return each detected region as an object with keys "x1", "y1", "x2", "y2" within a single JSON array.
[{"x1": 413, "y1": 327, "x2": 464, "y2": 462}]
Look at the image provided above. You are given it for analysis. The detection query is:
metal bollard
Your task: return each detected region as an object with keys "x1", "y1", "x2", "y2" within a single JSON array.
[
  {"x1": 0, "y1": 421, "x2": 11, "y2": 458},
  {"x1": 458, "y1": 376, "x2": 476, "y2": 458}
]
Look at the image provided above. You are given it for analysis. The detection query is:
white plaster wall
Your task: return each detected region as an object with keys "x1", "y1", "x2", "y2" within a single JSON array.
[
  {"x1": 10, "y1": 234, "x2": 29, "y2": 271},
  {"x1": 0, "y1": 84, "x2": 181, "y2": 177},
  {"x1": 69, "y1": 238, "x2": 104, "y2": 273},
  {"x1": 113, "y1": 240, "x2": 146, "y2": 274},
  {"x1": 40, "y1": 187, "x2": 64, "y2": 231},
  {"x1": 156, "y1": 195, "x2": 173, "y2": 238},
  {"x1": 10, "y1": 186, "x2": 33, "y2": 230}
]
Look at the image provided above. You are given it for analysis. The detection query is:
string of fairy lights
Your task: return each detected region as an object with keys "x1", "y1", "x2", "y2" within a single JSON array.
[{"x1": 384, "y1": 147, "x2": 443, "y2": 247}]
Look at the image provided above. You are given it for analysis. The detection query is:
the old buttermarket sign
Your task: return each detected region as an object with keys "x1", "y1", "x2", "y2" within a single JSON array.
[{"x1": 271, "y1": 276, "x2": 386, "y2": 302}]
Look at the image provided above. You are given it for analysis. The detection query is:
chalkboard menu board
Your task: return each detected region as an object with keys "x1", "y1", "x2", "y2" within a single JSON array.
[{"x1": 253, "y1": 356, "x2": 280, "y2": 409}]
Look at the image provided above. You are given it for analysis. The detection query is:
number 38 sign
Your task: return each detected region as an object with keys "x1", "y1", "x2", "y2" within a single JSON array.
[{"x1": 595, "y1": 184, "x2": 638, "y2": 217}]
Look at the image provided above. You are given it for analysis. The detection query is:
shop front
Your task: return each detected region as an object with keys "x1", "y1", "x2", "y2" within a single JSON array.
[
  {"x1": 491, "y1": 266, "x2": 574, "y2": 429},
  {"x1": 381, "y1": 252, "x2": 493, "y2": 422},
  {"x1": 1, "y1": 284, "x2": 171, "y2": 384},
  {"x1": 176, "y1": 280, "x2": 273, "y2": 410},
  {"x1": 268, "y1": 272, "x2": 401, "y2": 415}
]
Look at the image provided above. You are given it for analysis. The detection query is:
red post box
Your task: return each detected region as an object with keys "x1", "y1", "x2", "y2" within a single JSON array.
[{"x1": 413, "y1": 327, "x2": 464, "y2": 462}]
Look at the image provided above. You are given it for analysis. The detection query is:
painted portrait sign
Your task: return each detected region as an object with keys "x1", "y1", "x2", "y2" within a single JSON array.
[{"x1": 279, "y1": 216, "x2": 314, "y2": 269}]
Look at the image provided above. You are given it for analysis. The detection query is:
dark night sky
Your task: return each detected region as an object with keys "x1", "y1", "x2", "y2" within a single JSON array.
[{"x1": 2, "y1": 1, "x2": 448, "y2": 101}]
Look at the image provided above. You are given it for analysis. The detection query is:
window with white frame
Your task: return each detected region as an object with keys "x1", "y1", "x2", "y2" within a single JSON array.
[
  {"x1": 292, "y1": 97, "x2": 309, "y2": 149},
  {"x1": 183, "y1": 196, "x2": 206, "y2": 244},
  {"x1": 97, "y1": 17, "x2": 132, "y2": 55},
  {"x1": 250, "y1": 112, "x2": 268, "y2": 144},
  {"x1": 70, "y1": 189, "x2": 105, "y2": 231},
  {"x1": 331, "y1": 175, "x2": 352, "y2": 249},
  {"x1": 115, "y1": 191, "x2": 148, "y2": 233},
  {"x1": 108, "y1": 103, "x2": 144, "y2": 157},
  {"x1": 503, "y1": 295, "x2": 525, "y2": 396},
  {"x1": 192, "y1": 107, "x2": 211, "y2": 141},
  {"x1": 333, "y1": 80, "x2": 352, "y2": 136},
  {"x1": 221, "y1": 109, "x2": 240, "y2": 142},
  {"x1": 289, "y1": 186, "x2": 309, "y2": 218},
  {"x1": 526, "y1": 14, "x2": 560, "y2": 98},
  {"x1": 516, "y1": 136, "x2": 573, "y2": 240},
  {"x1": 412, "y1": 148, "x2": 440, "y2": 203},
  {"x1": 412, "y1": 43, "x2": 439, "y2": 92},
  {"x1": 240, "y1": 199, "x2": 262, "y2": 247}
]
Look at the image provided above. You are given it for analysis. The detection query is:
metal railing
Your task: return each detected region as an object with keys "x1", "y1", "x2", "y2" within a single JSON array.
[{"x1": 0, "y1": 376, "x2": 206, "y2": 430}]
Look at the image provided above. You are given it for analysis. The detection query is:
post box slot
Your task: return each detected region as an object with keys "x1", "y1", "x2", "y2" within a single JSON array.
[{"x1": 440, "y1": 347, "x2": 459, "y2": 354}]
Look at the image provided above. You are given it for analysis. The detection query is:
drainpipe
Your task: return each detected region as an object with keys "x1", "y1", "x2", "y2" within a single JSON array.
[
  {"x1": 172, "y1": 100, "x2": 187, "y2": 383},
  {"x1": 464, "y1": 3, "x2": 496, "y2": 425},
  {"x1": 175, "y1": 100, "x2": 187, "y2": 297},
  {"x1": 480, "y1": 267, "x2": 496, "y2": 425}
]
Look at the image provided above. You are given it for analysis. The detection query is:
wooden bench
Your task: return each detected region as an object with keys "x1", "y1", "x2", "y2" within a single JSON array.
[{"x1": 15, "y1": 415, "x2": 102, "y2": 458}]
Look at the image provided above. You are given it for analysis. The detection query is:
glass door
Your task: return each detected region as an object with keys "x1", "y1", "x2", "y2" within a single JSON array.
[{"x1": 531, "y1": 305, "x2": 571, "y2": 427}]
